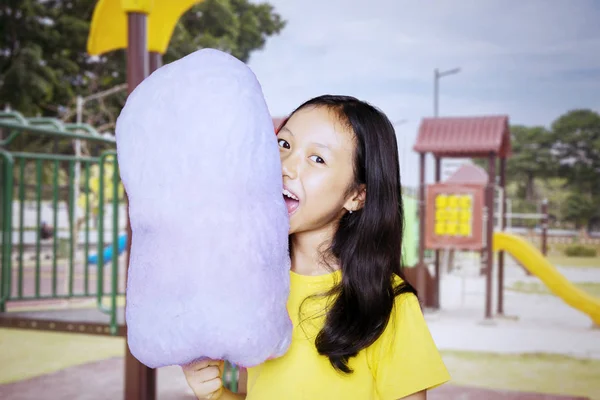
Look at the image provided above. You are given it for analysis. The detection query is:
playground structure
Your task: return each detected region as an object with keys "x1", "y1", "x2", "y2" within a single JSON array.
[
  {"x1": 438, "y1": 163, "x2": 550, "y2": 278},
  {"x1": 412, "y1": 116, "x2": 600, "y2": 326}
]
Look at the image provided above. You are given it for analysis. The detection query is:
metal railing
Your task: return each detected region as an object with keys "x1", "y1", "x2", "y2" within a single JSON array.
[{"x1": 0, "y1": 111, "x2": 124, "y2": 334}]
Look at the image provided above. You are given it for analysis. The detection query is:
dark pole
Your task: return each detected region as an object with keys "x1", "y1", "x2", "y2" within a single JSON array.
[
  {"x1": 433, "y1": 156, "x2": 441, "y2": 309},
  {"x1": 417, "y1": 152, "x2": 427, "y2": 304},
  {"x1": 433, "y1": 67, "x2": 461, "y2": 117},
  {"x1": 0, "y1": 126, "x2": 4, "y2": 283},
  {"x1": 485, "y1": 152, "x2": 496, "y2": 319},
  {"x1": 497, "y1": 157, "x2": 506, "y2": 315},
  {"x1": 126, "y1": 14, "x2": 149, "y2": 90},
  {"x1": 542, "y1": 198, "x2": 548, "y2": 256},
  {"x1": 124, "y1": 11, "x2": 155, "y2": 400},
  {"x1": 149, "y1": 52, "x2": 163, "y2": 73}
]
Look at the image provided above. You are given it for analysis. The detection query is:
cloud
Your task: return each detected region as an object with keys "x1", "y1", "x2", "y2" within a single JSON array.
[{"x1": 248, "y1": 0, "x2": 600, "y2": 186}]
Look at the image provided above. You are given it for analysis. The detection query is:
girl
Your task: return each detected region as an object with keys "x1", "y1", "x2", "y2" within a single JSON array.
[{"x1": 183, "y1": 95, "x2": 450, "y2": 399}]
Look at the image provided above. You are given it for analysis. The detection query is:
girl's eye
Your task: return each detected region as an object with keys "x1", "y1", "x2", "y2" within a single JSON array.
[
  {"x1": 278, "y1": 139, "x2": 290, "y2": 149},
  {"x1": 309, "y1": 155, "x2": 325, "y2": 164}
]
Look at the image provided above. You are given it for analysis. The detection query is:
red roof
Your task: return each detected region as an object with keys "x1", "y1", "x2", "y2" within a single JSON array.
[
  {"x1": 272, "y1": 117, "x2": 285, "y2": 130},
  {"x1": 413, "y1": 116, "x2": 511, "y2": 158},
  {"x1": 446, "y1": 164, "x2": 489, "y2": 185}
]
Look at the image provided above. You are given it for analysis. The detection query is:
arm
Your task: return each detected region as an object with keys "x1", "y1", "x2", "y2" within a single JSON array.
[
  {"x1": 398, "y1": 390, "x2": 426, "y2": 399},
  {"x1": 218, "y1": 368, "x2": 248, "y2": 399},
  {"x1": 238, "y1": 367, "x2": 248, "y2": 394},
  {"x1": 218, "y1": 389, "x2": 246, "y2": 400}
]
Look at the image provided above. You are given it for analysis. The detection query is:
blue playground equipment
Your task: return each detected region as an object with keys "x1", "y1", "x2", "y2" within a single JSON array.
[{"x1": 88, "y1": 234, "x2": 128, "y2": 265}]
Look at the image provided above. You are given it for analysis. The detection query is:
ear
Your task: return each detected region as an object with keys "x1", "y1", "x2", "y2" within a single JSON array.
[{"x1": 344, "y1": 184, "x2": 366, "y2": 213}]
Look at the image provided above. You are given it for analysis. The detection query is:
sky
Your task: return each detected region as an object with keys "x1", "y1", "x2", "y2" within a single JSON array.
[{"x1": 247, "y1": 0, "x2": 600, "y2": 186}]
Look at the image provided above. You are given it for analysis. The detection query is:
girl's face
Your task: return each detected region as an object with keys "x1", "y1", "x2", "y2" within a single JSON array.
[{"x1": 278, "y1": 106, "x2": 363, "y2": 235}]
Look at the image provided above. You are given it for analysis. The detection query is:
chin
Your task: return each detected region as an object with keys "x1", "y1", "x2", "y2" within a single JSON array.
[
  {"x1": 287, "y1": 212, "x2": 299, "y2": 235},
  {"x1": 288, "y1": 224, "x2": 297, "y2": 235}
]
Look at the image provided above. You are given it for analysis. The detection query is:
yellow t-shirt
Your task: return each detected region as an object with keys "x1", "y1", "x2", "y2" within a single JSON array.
[{"x1": 246, "y1": 270, "x2": 450, "y2": 400}]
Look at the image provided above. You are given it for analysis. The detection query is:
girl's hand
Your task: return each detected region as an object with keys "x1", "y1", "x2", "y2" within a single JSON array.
[{"x1": 182, "y1": 359, "x2": 224, "y2": 399}]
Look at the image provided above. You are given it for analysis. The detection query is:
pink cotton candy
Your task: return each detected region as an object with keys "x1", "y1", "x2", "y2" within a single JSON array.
[{"x1": 115, "y1": 48, "x2": 292, "y2": 368}]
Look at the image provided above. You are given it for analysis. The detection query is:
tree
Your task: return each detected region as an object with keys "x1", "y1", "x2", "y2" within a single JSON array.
[
  {"x1": 506, "y1": 125, "x2": 556, "y2": 201},
  {"x1": 167, "y1": 0, "x2": 286, "y2": 64},
  {"x1": 561, "y1": 193, "x2": 596, "y2": 230},
  {"x1": 1, "y1": 0, "x2": 285, "y2": 251},
  {"x1": 474, "y1": 125, "x2": 556, "y2": 202},
  {"x1": 551, "y1": 109, "x2": 600, "y2": 229},
  {"x1": 551, "y1": 110, "x2": 600, "y2": 197},
  {"x1": 0, "y1": 0, "x2": 286, "y2": 131}
]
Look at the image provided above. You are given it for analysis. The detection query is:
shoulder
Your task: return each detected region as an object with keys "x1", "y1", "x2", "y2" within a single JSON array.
[{"x1": 391, "y1": 274, "x2": 420, "y2": 311}]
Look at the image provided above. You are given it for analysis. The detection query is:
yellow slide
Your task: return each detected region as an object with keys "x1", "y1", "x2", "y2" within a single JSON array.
[{"x1": 493, "y1": 232, "x2": 600, "y2": 326}]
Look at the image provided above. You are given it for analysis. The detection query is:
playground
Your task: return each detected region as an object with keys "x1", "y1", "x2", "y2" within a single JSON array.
[
  {"x1": 2, "y1": 113, "x2": 599, "y2": 400},
  {"x1": 1, "y1": 1, "x2": 600, "y2": 399}
]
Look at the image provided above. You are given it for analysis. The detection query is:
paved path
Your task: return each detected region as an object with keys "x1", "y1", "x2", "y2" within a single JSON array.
[
  {"x1": 0, "y1": 357, "x2": 589, "y2": 400},
  {"x1": 427, "y1": 260, "x2": 600, "y2": 359}
]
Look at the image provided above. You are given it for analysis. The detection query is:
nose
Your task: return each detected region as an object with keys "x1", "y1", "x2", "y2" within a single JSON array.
[{"x1": 281, "y1": 152, "x2": 298, "y2": 180}]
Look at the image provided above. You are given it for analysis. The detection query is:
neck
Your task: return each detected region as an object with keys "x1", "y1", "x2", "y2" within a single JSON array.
[{"x1": 290, "y1": 224, "x2": 338, "y2": 276}]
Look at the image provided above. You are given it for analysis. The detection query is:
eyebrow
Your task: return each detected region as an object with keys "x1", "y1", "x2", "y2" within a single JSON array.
[
  {"x1": 311, "y1": 142, "x2": 331, "y2": 150},
  {"x1": 280, "y1": 126, "x2": 294, "y2": 136}
]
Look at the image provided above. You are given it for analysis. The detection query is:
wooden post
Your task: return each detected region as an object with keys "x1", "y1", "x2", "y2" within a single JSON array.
[
  {"x1": 497, "y1": 157, "x2": 506, "y2": 315},
  {"x1": 417, "y1": 152, "x2": 427, "y2": 304},
  {"x1": 485, "y1": 152, "x2": 496, "y2": 320},
  {"x1": 433, "y1": 156, "x2": 441, "y2": 309},
  {"x1": 0, "y1": 125, "x2": 5, "y2": 313},
  {"x1": 542, "y1": 199, "x2": 548, "y2": 256},
  {"x1": 123, "y1": 11, "x2": 155, "y2": 400}
]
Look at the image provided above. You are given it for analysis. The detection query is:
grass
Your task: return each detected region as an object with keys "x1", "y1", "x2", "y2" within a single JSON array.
[
  {"x1": 551, "y1": 243, "x2": 600, "y2": 253},
  {"x1": 507, "y1": 281, "x2": 600, "y2": 297},
  {"x1": 547, "y1": 255, "x2": 600, "y2": 268},
  {"x1": 0, "y1": 329, "x2": 124, "y2": 384},
  {"x1": 515, "y1": 241, "x2": 600, "y2": 268},
  {"x1": 0, "y1": 297, "x2": 127, "y2": 384},
  {"x1": 441, "y1": 350, "x2": 600, "y2": 400}
]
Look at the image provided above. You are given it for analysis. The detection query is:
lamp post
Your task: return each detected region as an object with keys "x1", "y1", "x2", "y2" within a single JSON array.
[
  {"x1": 434, "y1": 67, "x2": 461, "y2": 117},
  {"x1": 431, "y1": 67, "x2": 460, "y2": 309}
]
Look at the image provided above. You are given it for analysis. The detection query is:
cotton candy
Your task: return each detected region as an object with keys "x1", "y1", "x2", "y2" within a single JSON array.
[{"x1": 115, "y1": 48, "x2": 292, "y2": 369}]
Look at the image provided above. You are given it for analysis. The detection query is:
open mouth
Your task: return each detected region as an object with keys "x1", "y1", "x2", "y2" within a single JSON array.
[{"x1": 282, "y1": 186, "x2": 300, "y2": 215}]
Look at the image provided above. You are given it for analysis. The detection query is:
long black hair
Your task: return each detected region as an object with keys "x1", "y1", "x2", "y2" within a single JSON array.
[{"x1": 279, "y1": 95, "x2": 417, "y2": 373}]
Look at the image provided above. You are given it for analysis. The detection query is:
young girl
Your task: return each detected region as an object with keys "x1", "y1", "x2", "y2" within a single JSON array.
[{"x1": 182, "y1": 95, "x2": 450, "y2": 399}]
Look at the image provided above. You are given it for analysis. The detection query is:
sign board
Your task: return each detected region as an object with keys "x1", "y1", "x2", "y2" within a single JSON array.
[{"x1": 425, "y1": 183, "x2": 485, "y2": 250}]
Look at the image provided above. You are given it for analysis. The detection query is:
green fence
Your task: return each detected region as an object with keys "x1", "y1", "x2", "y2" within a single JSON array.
[{"x1": 0, "y1": 111, "x2": 124, "y2": 333}]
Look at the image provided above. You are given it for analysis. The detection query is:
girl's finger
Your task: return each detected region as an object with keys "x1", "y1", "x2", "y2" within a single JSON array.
[
  {"x1": 196, "y1": 365, "x2": 221, "y2": 382},
  {"x1": 201, "y1": 377, "x2": 223, "y2": 398},
  {"x1": 183, "y1": 358, "x2": 219, "y2": 372}
]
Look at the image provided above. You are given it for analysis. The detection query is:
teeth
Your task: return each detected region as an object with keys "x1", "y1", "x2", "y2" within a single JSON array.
[{"x1": 283, "y1": 189, "x2": 299, "y2": 201}]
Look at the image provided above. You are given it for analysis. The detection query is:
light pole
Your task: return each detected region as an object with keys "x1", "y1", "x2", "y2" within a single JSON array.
[
  {"x1": 432, "y1": 67, "x2": 460, "y2": 310},
  {"x1": 434, "y1": 67, "x2": 461, "y2": 117}
]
